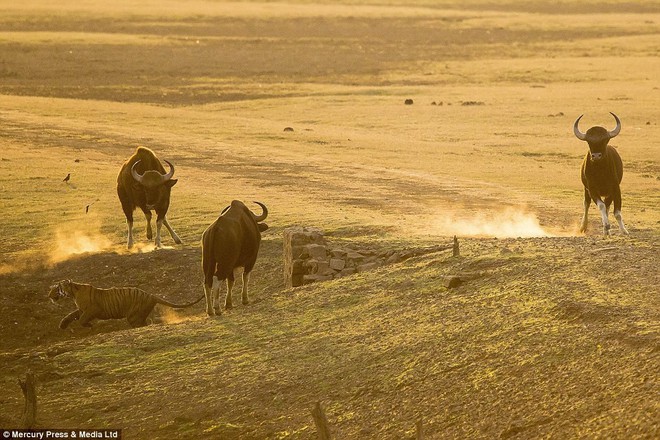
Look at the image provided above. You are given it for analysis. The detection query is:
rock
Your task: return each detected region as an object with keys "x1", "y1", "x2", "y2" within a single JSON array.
[
  {"x1": 399, "y1": 251, "x2": 414, "y2": 261},
  {"x1": 284, "y1": 127, "x2": 294, "y2": 132},
  {"x1": 357, "y1": 262, "x2": 381, "y2": 272},
  {"x1": 444, "y1": 276, "x2": 463, "y2": 289},
  {"x1": 291, "y1": 259, "x2": 305, "y2": 275},
  {"x1": 284, "y1": 226, "x2": 328, "y2": 288},
  {"x1": 404, "y1": 99, "x2": 414, "y2": 105},
  {"x1": 303, "y1": 274, "x2": 333, "y2": 284},
  {"x1": 346, "y1": 251, "x2": 364, "y2": 260},
  {"x1": 291, "y1": 274, "x2": 304, "y2": 287},
  {"x1": 330, "y1": 248, "x2": 348, "y2": 258},
  {"x1": 329, "y1": 258, "x2": 346, "y2": 271},
  {"x1": 314, "y1": 260, "x2": 330, "y2": 275},
  {"x1": 291, "y1": 245, "x2": 307, "y2": 259},
  {"x1": 340, "y1": 268, "x2": 356, "y2": 277},
  {"x1": 386, "y1": 253, "x2": 402, "y2": 264},
  {"x1": 306, "y1": 244, "x2": 328, "y2": 260}
]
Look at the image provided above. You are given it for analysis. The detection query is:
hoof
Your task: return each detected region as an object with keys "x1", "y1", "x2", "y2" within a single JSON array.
[
  {"x1": 242, "y1": 300, "x2": 249, "y2": 306},
  {"x1": 174, "y1": 237, "x2": 182, "y2": 245},
  {"x1": 224, "y1": 303, "x2": 233, "y2": 310}
]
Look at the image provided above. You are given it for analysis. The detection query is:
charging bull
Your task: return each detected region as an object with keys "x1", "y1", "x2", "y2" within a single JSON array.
[
  {"x1": 574, "y1": 112, "x2": 629, "y2": 235},
  {"x1": 117, "y1": 146, "x2": 182, "y2": 248},
  {"x1": 201, "y1": 200, "x2": 268, "y2": 316}
]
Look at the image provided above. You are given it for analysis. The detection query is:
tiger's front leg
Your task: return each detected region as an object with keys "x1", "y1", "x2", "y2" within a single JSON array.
[
  {"x1": 78, "y1": 310, "x2": 96, "y2": 327},
  {"x1": 59, "y1": 309, "x2": 82, "y2": 329}
]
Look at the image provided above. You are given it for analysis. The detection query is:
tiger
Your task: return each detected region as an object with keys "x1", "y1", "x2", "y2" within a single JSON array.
[{"x1": 48, "y1": 279, "x2": 205, "y2": 329}]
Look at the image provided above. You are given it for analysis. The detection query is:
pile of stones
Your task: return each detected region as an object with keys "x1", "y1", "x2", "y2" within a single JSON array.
[{"x1": 283, "y1": 226, "x2": 458, "y2": 288}]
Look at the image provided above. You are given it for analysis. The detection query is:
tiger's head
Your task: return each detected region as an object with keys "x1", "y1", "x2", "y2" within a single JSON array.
[{"x1": 48, "y1": 280, "x2": 73, "y2": 304}]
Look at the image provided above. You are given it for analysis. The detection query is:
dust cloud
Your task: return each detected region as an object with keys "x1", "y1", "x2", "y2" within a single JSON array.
[
  {"x1": 48, "y1": 222, "x2": 113, "y2": 265},
  {"x1": 159, "y1": 306, "x2": 204, "y2": 325},
  {"x1": 47, "y1": 221, "x2": 173, "y2": 264},
  {"x1": 432, "y1": 208, "x2": 553, "y2": 238}
]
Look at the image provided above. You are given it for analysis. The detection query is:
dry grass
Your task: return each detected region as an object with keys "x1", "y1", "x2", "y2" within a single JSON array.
[{"x1": 1, "y1": 1, "x2": 659, "y2": 439}]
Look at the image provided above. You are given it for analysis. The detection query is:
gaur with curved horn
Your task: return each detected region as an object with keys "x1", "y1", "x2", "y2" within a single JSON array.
[
  {"x1": 131, "y1": 159, "x2": 175, "y2": 185},
  {"x1": 117, "y1": 147, "x2": 182, "y2": 248},
  {"x1": 201, "y1": 200, "x2": 269, "y2": 316},
  {"x1": 252, "y1": 201, "x2": 268, "y2": 222},
  {"x1": 573, "y1": 112, "x2": 628, "y2": 235}
]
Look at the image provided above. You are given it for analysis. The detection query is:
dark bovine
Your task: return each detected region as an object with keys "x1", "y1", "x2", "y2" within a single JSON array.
[
  {"x1": 574, "y1": 112, "x2": 629, "y2": 235},
  {"x1": 201, "y1": 200, "x2": 268, "y2": 315},
  {"x1": 116, "y1": 146, "x2": 182, "y2": 248}
]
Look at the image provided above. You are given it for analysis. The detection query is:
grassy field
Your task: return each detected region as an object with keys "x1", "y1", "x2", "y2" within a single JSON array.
[{"x1": 0, "y1": 1, "x2": 659, "y2": 439}]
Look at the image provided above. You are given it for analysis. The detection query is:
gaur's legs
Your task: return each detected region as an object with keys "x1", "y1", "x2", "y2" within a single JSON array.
[
  {"x1": 163, "y1": 217, "x2": 182, "y2": 244},
  {"x1": 595, "y1": 199, "x2": 610, "y2": 235},
  {"x1": 613, "y1": 188, "x2": 629, "y2": 235},
  {"x1": 212, "y1": 276, "x2": 222, "y2": 315},
  {"x1": 579, "y1": 188, "x2": 590, "y2": 233},
  {"x1": 225, "y1": 271, "x2": 236, "y2": 310},
  {"x1": 127, "y1": 220, "x2": 134, "y2": 248},
  {"x1": 123, "y1": 212, "x2": 134, "y2": 249},
  {"x1": 118, "y1": 187, "x2": 135, "y2": 249},
  {"x1": 241, "y1": 270, "x2": 251, "y2": 305},
  {"x1": 589, "y1": 185, "x2": 610, "y2": 235},
  {"x1": 604, "y1": 196, "x2": 613, "y2": 217},
  {"x1": 155, "y1": 214, "x2": 164, "y2": 248},
  {"x1": 141, "y1": 208, "x2": 153, "y2": 240},
  {"x1": 203, "y1": 281, "x2": 215, "y2": 316},
  {"x1": 59, "y1": 309, "x2": 81, "y2": 329},
  {"x1": 154, "y1": 214, "x2": 181, "y2": 247}
]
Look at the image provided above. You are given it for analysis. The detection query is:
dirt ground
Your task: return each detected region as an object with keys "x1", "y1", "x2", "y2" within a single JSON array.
[{"x1": 0, "y1": 1, "x2": 659, "y2": 439}]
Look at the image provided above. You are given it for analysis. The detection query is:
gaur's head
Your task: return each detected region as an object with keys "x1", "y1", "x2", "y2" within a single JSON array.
[
  {"x1": 252, "y1": 202, "x2": 268, "y2": 231},
  {"x1": 574, "y1": 112, "x2": 621, "y2": 162},
  {"x1": 48, "y1": 280, "x2": 72, "y2": 303},
  {"x1": 220, "y1": 201, "x2": 268, "y2": 231},
  {"x1": 131, "y1": 160, "x2": 178, "y2": 210}
]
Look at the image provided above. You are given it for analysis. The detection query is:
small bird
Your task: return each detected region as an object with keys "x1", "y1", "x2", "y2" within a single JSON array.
[
  {"x1": 85, "y1": 199, "x2": 99, "y2": 214},
  {"x1": 63, "y1": 173, "x2": 71, "y2": 183}
]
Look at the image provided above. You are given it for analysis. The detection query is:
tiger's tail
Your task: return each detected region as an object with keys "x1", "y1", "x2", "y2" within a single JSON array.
[{"x1": 155, "y1": 293, "x2": 206, "y2": 309}]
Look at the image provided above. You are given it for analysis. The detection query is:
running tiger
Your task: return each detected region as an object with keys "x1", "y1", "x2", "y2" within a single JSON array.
[{"x1": 48, "y1": 279, "x2": 204, "y2": 329}]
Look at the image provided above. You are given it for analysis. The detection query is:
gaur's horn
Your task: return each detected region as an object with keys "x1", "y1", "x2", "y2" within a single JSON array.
[
  {"x1": 252, "y1": 201, "x2": 268, "y2": 222},
  {"x1": 573, "y1": 114, "x2": 587, "y2": 141},
  {"x1": 131, "y1": 161, "x2": 145, "y2": 183},
  {"x1": 161, "y1": 160, "x2": 175, "y2": 182},
  {"x1": 608, "y1": 112, "x2": 621, "y2": 139}
]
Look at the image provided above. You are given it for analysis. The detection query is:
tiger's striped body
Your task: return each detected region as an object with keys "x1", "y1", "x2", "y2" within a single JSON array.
[{"x1": 48, "y1": 280, "x2": 204, "y2": 329}]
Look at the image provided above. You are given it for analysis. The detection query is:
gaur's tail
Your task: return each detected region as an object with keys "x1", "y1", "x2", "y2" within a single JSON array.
[{"x1": 155, "y1": 293, "x2": 206, "y2": 308}]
